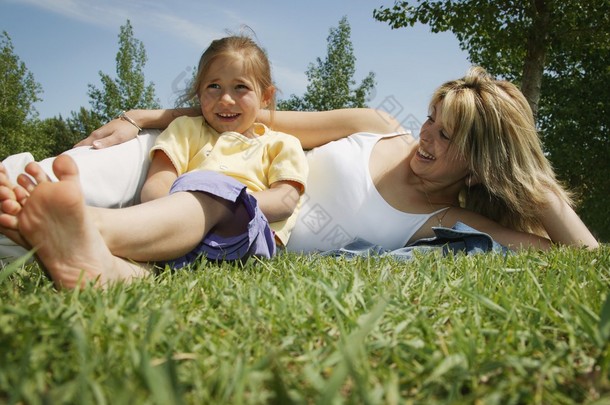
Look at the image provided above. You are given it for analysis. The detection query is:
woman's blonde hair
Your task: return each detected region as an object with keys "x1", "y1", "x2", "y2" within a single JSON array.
[
  {"x1": 431, "y1": 66, "x2": 572, "y2": 236},
  {"x1": 180, "y1": 35, "x2": 275, "y2": 110}
]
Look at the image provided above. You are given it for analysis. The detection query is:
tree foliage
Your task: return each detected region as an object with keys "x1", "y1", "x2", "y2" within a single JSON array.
[
  {"x1": 374, "y1": 0, "x2": 610, "y2": 240},
  {"x1": 87, "y1": 20, "x2": 159, "y2": 124},
  {"x1": 0, "y1": 31, "x2": 43, "y2": 159},
  {"x1": 278, "y1": 17, "x2": 376, "y2": 111},
  {"x1": 0, "y1": 31, "x2": 68, "y2": 160},
  {"x1": 538, "y1": 38, "x2": 610, "y2": 241},
  {"x1": 1, "y1": 21, "x2": 162, "y2": 159},
  {"x1": 36, "y1": 116, "x2": 75, "y2": 158}
]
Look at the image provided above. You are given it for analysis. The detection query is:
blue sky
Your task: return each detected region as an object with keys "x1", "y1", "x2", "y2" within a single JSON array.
[{"x1": 1, "y1": 0, "x2": 472, "y2": 135}]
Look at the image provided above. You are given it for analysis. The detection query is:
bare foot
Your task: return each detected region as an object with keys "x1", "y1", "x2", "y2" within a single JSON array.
[
  {"x1": 0, "y1": 170, "x2": 31, "y2": 248},
  {"x1": 0, "y1": 159, "x2": 58, "y2": 248},
  {"x1": 18, "y1": 155, "x2": 150, "y2": 289},
  {"x1": 19, "y1": 160, "x2": 55, "y2": 193},
  {"x1": 0, "y1": 163, "x2": 15, "y2": 187}
]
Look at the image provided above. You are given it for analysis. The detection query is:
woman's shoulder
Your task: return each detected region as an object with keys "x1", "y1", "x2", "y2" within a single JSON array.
[
  {"x1": 371, "y1": 131, "x2": 418, "y2": 144},
  {"x1": 369, "y1": 132, "x2": 418, "y2": 161},
  {"x1": 322, "y1": 131, "x2": 416, "y2": 149}
]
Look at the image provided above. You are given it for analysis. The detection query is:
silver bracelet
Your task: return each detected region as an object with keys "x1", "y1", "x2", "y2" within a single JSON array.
[{"x1": 117, "y1": 111, "x2": 142, "y2": 132}]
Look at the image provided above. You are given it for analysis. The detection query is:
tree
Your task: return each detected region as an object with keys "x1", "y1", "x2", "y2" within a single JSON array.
[
  {"x1": 374, "y1": 1, "x2": 608, "y2": 116},
  {"x1": 537, "y1": 35, "x2": 610, "y2": 241},
  {"x1": 0, "y1": 31, "x2": 43, "y2": 159},
  {"x1": 37, "y1": 116, "x2": 75, "y2": 158},
  {"x1": 278, "y1": 16, "x2": 376, "y2": 111},
  {"x1": 87, "y1": 20, "x2": 159, "y2": 125},
  {"x1": 373, "y1": 0, "x2": 610, "y2": 240}
]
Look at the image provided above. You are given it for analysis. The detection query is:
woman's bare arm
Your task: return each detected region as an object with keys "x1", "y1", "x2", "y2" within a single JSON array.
[
  {"x1": 442, "y1": 207, "x2": 553, "y2": 251},
  {"x1": 538, "y1": 191, "x2": 599, "y2": 249},
  {"x1": 444, "y1": 199, "x2": 598, "y2": 251},
  {"x1": 76, "y1": 107, "x2": 200, "y2": 148},
  {"x1": 258, "y1": 108, "x2": 407, "y2": 149},
  {"x1": 79, "y1": 107, "x2": 406, "y2": 150}
]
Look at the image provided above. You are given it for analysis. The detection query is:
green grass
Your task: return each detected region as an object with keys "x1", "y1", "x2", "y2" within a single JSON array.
[{"x1": 1, "y1": 246, "x2": 609, "y2": 404}]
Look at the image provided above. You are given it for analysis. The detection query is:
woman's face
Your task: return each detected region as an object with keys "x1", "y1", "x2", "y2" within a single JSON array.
[{"x1": 411, "y1": 102, "x2": 470, "y2": 186}]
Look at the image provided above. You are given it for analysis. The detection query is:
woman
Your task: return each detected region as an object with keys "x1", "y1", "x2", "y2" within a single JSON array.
[{"x1": 0, "y1": 67, "x2": 598, "y2": 288}]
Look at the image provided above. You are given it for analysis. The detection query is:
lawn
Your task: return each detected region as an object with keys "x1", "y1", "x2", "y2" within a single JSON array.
[{"x1": 1, "y1": 246, "x2": 609, "y2": 404}]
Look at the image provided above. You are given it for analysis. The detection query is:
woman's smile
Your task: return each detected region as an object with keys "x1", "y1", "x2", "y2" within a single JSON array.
[{"x1": 417, "y1": 147, "x2": 436, "y2": 161}]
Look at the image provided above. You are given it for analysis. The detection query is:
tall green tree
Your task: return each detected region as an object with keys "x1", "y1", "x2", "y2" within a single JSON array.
[
  {"x1": 278, "y1": 16, "x2": 376, "y2": 111},
  {"x1": 537, "y1": 34, "x2": 610, "y2": 241},
  {"x1": 0, "y1": 31, "x2": 43, "y2": 159},
  {"x1": 87, "y1": 20, "x2": 159, "y2": 125},
  {"x1": 37, "y1": 115, "x2": 75, "y2": 157},
  {"x1": 374, "y1": 1, "x2": 608, "y2": 117},
  {"x1": 374, "y1": 0, "x2": 610, "y2": 240}
]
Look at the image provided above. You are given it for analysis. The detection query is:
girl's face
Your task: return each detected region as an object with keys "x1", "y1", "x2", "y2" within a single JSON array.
[
  {"x1": 198, "y1": 54, "x2": 272, "y2": 137},
  {"x1": 411, "y1": 102, "x2": 470, "y2": 187}
]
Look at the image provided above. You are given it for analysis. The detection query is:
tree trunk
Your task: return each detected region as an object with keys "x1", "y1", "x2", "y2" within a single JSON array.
[{"x1": 520, "y1": 0, "x2": 551, "y2": 118}]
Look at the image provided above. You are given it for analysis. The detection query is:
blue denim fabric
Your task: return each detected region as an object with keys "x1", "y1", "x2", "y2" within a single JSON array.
[{"x1": 318, "y1": 221, "x2": 510, "y2": 260}]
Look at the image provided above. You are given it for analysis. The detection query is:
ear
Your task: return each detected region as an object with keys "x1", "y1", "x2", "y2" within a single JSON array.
[
  {"x1": 261, "y1": 86, "x2": 275, "y2": 108},
  {"x1": 466, "y1": 173, "x2": 481, "y2": 187}
]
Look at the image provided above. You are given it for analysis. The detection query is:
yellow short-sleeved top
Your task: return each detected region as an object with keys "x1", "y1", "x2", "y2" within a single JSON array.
[{"x1": 150, "y1": 116, "x2": 308, "y2": 245}]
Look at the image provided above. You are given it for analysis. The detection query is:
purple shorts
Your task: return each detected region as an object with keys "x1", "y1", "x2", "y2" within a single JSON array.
[{"x1": 161, "y1": 171, "x2": 276, "y2": 269}]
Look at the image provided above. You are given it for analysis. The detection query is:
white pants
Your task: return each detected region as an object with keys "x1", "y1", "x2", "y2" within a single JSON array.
[{"x1": 0, "y1": 130, "x2": 160, "y2": 264}]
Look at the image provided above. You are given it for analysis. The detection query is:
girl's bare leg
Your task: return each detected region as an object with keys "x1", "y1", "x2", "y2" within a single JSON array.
[
  {"x1": 91, "y1": 188, "x2": 247, "y2": 262},
  {"x1": 6, "y1": 153, "x2": 250, "y2": 278},
  {"x1": 17, "y1": 155, "x2": 151, "y2": 289},
  {"x1": 4, "y1": 157, "x2": 242, "y2": 263}
]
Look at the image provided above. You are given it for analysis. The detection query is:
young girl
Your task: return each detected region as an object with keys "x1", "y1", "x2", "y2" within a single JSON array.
[{"x1": 0, "y1": 35, "x2": 308, "y2": 288}]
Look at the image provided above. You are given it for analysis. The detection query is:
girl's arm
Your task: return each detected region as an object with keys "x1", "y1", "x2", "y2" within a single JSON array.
[
  {"x1": 538, "y1": 191, "x2": 599, "y2": 249},
  {"x1": 139, "y1": 151, "x2": 178, "y2": 203},
  {"x1": 251, "y1": 181, "x2": 302, "y2": 223},
  {"x1": 78, "y1": 108, "x2": 406, "y2": 150}
]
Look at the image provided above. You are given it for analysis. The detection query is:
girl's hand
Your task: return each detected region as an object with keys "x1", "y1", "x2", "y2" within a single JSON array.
[
  {"x1": 75, "y1": 118, "x2": 139, "y2": 149},
  {"x1": 251, "y1": 181, "x2": 302, "y2": 222}
]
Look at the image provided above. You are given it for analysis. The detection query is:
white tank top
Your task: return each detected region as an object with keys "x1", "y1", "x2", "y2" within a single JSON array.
[{"x1": 286, "y1": 132, "x2": 446, "y2": 252}]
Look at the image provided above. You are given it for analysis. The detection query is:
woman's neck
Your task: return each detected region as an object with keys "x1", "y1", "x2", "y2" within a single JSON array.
[{"x1": 402, "y1": 146, "x2": 462, "y2": 208}]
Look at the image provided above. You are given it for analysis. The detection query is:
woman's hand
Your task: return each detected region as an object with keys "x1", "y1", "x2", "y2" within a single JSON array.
[
  {"x1": 75, "y1": 107, "x2": 201, "y2": 149},
  {"x1": 75, "y1": 118, "x2": 139, "y2": 149}
]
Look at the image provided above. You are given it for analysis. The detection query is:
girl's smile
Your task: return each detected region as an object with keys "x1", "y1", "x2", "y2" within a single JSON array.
[{"x1": 198, "y1": 55, "x2": 272, "y2": 138}]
